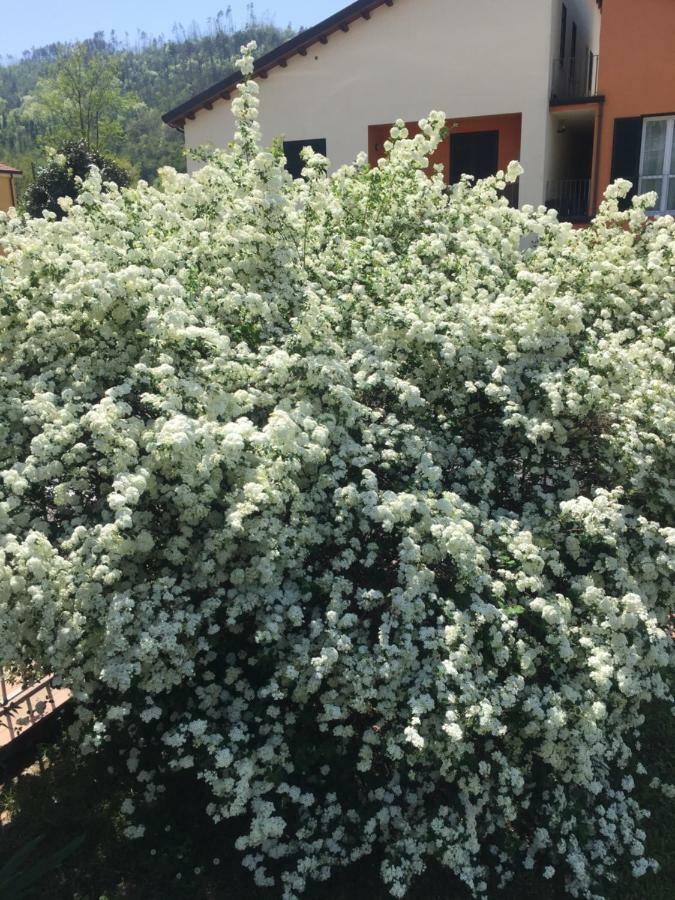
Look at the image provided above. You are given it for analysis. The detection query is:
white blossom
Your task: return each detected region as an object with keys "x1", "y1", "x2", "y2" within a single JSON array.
[{"x1": 0, "y1": 41, "x2": 672, "y2": 900}]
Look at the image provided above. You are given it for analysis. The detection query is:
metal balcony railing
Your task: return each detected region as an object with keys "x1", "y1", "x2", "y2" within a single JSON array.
[
  {"x1": 551, "y1": 54, "x2": 599, "y2": 102},
  {"x1": 545, "y1": 178, "x2": 591, "y2": 221}
]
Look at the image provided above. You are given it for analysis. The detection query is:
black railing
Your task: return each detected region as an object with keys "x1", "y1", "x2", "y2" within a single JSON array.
[
  {"x1": 546, "y1": 179, "x2": 591, "y2": 221},
  {"x1": 551, "y1": 54, "x2": 599, "y2": 102}
]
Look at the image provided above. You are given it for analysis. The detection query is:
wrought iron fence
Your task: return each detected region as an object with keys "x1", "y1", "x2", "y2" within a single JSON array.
[
  {"x1": 545, "y1": 178, "x2": 591, "y2": 221},
  {"x1": 551, "y1": 54, "x2": 599, "y2": 102}
]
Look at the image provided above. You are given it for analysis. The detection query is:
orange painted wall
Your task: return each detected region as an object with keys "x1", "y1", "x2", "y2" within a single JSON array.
[
  {"x1": 369, "y1": 114, "x2": 522, "y2": 184},
  {"x1": 0, "y1": 175, "x2": 16, "y2": 212},
  {"x1": 594, "y1": 0, "x2": 675, "y2": 207}
]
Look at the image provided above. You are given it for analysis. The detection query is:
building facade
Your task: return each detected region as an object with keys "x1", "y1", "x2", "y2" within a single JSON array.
[
  {"x1": 0, "y1": 163, "x2": 21, "y2": 212},
  {"x1": 163, "y1": 0, "x2": 674, "y2": 221},
  {"x1": 594, "y1": 0, "x2": 675, "y2": 215},
  {"x1": 165, "y1": 0, "x2": 602, "y2": 213}
]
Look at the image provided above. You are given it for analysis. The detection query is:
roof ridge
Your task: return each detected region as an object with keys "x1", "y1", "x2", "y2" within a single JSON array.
[{"x1": 163, "y1": 0, "x2": 396, "y2": 128}]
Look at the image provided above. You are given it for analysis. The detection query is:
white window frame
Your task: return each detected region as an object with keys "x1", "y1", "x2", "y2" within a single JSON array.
[{"x1": 638, "y1": 115, "x2": 675, "y2": 215}]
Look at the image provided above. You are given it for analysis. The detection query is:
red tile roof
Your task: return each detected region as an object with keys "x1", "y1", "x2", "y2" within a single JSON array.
[{"x1": 0, "y1": 162, "x2": 22, "y2": 175}]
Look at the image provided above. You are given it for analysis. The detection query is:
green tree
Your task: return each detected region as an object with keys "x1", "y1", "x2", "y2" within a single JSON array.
[
  {"x1": 22, "y1": 140, "x2": 129, "y2": 218},
  {"x1": 0, "y1": 16, "x2": 295, "y2": 193},
  {"x1": 24, "y1": 43, "x2": 139, "y2": 151}
]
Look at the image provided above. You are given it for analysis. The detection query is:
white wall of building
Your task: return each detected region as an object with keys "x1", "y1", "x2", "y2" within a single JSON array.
[{"x1": 183, "y1": 0, "x2": 559, "y2": 206}]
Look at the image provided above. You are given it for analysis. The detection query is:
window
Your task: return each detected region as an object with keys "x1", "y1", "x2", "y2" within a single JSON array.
[
  {"x1": 560, "y1": 4, "x2": 567, "y2": 60},
  {"x1": 282, "y1": 139, "x2": 327, "y2": 179},
  {"x1": 586, "y1": 47, "x2": 594, "y2": 94},
  {"x1": 639, "y1": 117, "x2": 675, "y2": 214},
  {"x1": 570, "y1": 22, "x2": 577, "y2": 61},
  {"x1": 449, "y1": 131, "x2": 499, "y2": 184}
]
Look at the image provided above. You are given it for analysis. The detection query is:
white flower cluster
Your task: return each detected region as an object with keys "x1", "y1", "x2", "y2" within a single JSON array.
[{"x1": 1, "y1": 44, "x2": 673, "y2": 900}]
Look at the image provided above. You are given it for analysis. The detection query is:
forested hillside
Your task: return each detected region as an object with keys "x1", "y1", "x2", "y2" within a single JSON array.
[{"x1": 0, "y1": 8, "x2": 295, "y2": 189}]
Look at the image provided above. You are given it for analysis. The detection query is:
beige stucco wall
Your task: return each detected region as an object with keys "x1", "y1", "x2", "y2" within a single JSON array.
[
  {"x1": 184, "y1": 0, "x2": 562, "y2": 206},
  {"x1": 0, "y1": 175, "x2": 16, "y2": 212}
]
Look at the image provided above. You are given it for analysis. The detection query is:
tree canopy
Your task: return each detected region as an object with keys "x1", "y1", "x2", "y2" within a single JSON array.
[
  {"x1": 0, "y1": 11, "x2": 295, "y2": 187},
  {"x1": 23, "y1": 44, "x2": 138, "y2": 151},
  {"x1": 22, "y1": 140, "x2": 130, "y2": 218}
]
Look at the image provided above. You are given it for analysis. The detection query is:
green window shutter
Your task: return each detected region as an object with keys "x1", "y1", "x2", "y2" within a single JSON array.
[{"x1": 610, "y1": 117, "x2": 642, "y2": 209}]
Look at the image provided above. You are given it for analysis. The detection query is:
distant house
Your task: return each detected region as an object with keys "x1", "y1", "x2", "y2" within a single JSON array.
[
  {"x1": 0, "y1": 163, "x2": 21, "y2": 212},
  {"x1": 164, "y1": 0, "x2": 674, "y2": 221}
]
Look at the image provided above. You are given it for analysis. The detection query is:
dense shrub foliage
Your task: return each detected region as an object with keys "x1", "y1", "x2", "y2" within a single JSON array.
[
  {"x1": 1, "y1": 47, "x2": 673, "y2": 899},
  {"x1": 22, "y1": 140, "x2": 130, "y2": 219}
]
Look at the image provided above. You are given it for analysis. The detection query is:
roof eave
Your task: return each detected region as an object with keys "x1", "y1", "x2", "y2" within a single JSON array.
[{"x1": 162, "y1": 0, "x2": 394, "y2": 128}]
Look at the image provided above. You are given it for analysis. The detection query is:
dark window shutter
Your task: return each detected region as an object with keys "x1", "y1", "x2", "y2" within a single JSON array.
[
  {"x1": 283, "y1": 139, "x2": 327, "y2": 179},
  {"x1": 571, "y1": 22, "x2": 577, "y2": 60},
  {"x1": 610, "y1": 117, "x2": 642, "y2": 209},
  {"x1": 449, "y1": 131, "x2": 499, "y2": 183}
]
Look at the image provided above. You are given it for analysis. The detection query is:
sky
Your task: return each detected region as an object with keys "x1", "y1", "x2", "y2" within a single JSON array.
[{"x1": 1, "y1": 1, "x2": 345, "y2": 59}]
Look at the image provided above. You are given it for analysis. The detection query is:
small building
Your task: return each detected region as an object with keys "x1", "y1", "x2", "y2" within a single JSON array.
[
  {"x1": 0, "y1": 162, "x2": 21, "y2": 212},
  {"x1": 163, "y1": 0, "x2": 674, "y2": 221},
  {"x1": 164, "y1": 0, "x2": 601, "y2": 213}
]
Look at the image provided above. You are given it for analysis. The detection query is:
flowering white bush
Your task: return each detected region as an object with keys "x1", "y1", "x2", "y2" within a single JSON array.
[{"x1": 1, "y1": 44, "x2": 674, "y2": 899}]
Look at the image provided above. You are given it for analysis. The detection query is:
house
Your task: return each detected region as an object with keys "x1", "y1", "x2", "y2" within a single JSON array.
[
  {"x1": 164, "y1": 0, "x2": 602, "y2": 213},
  {"x1": 593, "y1": 0, "x2": 675, "y2": 215},
  {"x1": 548, "y1": 0, "x2": 675, "y2": 219},
  {"x1": 163, "y1": 0, "x2": 674, "y2": 220},
  {"x1": 0, "y1": 163, "x2": 21, "y2": 212}
]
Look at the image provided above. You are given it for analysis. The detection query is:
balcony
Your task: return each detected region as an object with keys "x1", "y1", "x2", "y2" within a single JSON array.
[
  {"x1": 551, "y1": 54, "x2": 599, "y2": 103},
  {"x1": 545, "y1": 178, "x2": 591, "y2": 222}
]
